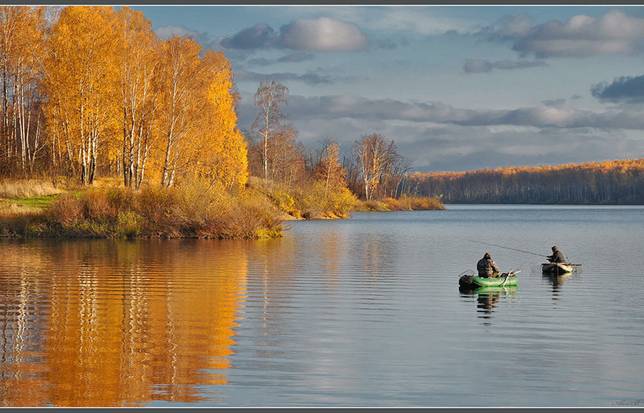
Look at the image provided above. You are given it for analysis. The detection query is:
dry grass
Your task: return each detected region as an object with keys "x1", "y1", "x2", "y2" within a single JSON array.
[
  {"x1": 1, "y1": 180, "x2": 283, "y2": 239},
  {"x1": 0, "y1": 200, "x2": 44, "y2": 237},
  {"x1": 249, "y1": 176, "x2": 358, "y2": 220},
  {"x1": 0, "y1": 179, "x2": 63, "y2": 198},
  {"x1": 354, "y1": 196, "x2": 445, "y2": 212}
]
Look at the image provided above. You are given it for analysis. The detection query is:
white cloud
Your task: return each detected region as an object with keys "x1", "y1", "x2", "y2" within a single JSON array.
[
  {"x1": 279, "y1": 17, "x2": 368, "y2": 52},
  {"x1": 484, "y1": 10, "x2": 644, "y2": 58},
  {"x1": 221, "y1": 17, "x2": 368, "y2": 52},
  {"x1": 463, "y1": 58, "x2": 547, "y2": 73},
  {"x1": 365, "y1": 9, "x2": 477, "y2": 36}
]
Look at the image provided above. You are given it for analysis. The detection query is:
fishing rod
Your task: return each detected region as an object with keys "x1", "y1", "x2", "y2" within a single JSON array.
[{"x1": 465, "y1": 239, "x2": 547, "y2": 258}]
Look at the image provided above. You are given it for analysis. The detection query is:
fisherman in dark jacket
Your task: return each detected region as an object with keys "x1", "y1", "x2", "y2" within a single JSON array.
[
  {"x1": 547, "y1": 246, "x2": 567, "y2": 263},
  {"x1": 477, "y1": 252, "x2": 500, "y2": 278}
]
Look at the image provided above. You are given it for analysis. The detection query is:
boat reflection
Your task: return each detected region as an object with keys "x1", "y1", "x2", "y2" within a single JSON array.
[
  {"x1": 542, "y1": 271, "x2": 576, "y2": 303},
  {"x1": 459, "y1": 285, "x2": 518, "y2": 323}
]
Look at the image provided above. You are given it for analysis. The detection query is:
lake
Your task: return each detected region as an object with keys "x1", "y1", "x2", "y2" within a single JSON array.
[{"x1": 1, "y1": 205, "x2": 643, "y2": 407}]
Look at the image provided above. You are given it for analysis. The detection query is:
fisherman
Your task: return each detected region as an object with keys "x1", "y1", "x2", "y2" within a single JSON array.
[
  {"x1": 547, "y1": 246, "x2": 567, "y2": 263},
  {"x1": 477, "y1": 252, "x2": 500, "y2": 278}
]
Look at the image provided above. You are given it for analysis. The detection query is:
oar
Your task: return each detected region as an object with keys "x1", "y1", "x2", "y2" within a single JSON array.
[{"x1": 500, "y1": 270, "x2": 520, "y2": 286}]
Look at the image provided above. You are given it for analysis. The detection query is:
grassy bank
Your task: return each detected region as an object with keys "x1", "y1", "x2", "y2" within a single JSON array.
[
  {"x1": 0, "y1": 180, "x2": 282, "y2": 239},
  {"x1": 353, "y1": 196, "x2": 445, "y2": 212},
  {"x1": 249, "y1": 177, "x2": 358, "y2": 220},
  {"x1": 1, "y1": 179, "x2": 444, "y2": 239}
]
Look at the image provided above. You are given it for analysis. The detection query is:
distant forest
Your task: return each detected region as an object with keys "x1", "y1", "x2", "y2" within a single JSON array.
[{"x1": 410, "y1": 159, "x2": 644, "y2": 204}]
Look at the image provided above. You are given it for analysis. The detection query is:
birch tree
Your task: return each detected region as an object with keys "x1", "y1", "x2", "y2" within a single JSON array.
[
  {"x1": 315, "y1": 141, "x2": 345, "y2": 200},
  {"x1": 44, "y1": 6, "x2": 120, "y2": 184},
  {"x1": 116, "y1": 7, "x2": 159, "y2": 188},
  {"x1": 353, "y1": 133, "x2": 393, "y2": 200},
  {"x1": 0, "y1": 7, "x2": 47, "y2": 176},
  {"x1": 252, "y1": 80, "x2": 287, "y2": 181},
  {"x1": 157, "y1": 36, "x2": 202, "y2": 188}
]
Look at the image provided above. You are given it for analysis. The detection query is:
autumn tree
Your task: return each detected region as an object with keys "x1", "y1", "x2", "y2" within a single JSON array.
[
  {"x1": 252, "y1": 80, "x2": 288, "y2": 181},
  {"x1": 190, "y1": 50, "x2": 248, "y2": 190},
  {"x1": 267, "y1": 127, "x2": 305, "y2": 187},
  {"x1": 0, "y1": 7, "x2": 47, "y2": 176},
  {"x1": 352, "y1": 133, "x2": 400, "y2": 200},
  {"x1": 152, "y1": 39, "x2": 249, "y2": 190},
  {"x1": 1, "y1": 6, "x2": 248, "y2": 193},
  {"x1": 116, "y1": 7, "x2": 160, "y2": 188},
  {"x1": 381, "y1": 146, "x2": 411, "y2": 198},
  {"x1": 44, "y1": 6, "x2": 120, "y2": 184},
  {"x1": 315, "y1": 141, "x2": 346, "y2": 200},
  {"x1": 156, "y1": 36, "x2": 204, "y2": 188}
]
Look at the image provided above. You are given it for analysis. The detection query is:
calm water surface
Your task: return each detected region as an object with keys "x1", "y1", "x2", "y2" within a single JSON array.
[{"x1": 1, "y1": 205, "x2": 644, "y2": 406}]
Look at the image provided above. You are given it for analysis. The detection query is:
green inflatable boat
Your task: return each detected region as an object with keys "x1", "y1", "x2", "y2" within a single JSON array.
[
  {"x1": 472, "y1": 275, "x2": 517, "y2": 287},
  {"x1": 459, "y1": 272, "x2": 519, "y2": 288},
  {"x1": 473, "y1": 285, "x2": 518, "y2": 294}
]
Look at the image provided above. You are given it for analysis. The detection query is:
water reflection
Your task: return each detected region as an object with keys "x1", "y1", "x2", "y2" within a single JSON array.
[
  {"x1": 459, "y1": 286, "x2": 517, "y2": 323},
  {"x1": 0, "y1": 240, "x2": 248, "y2": 406},
  {"x1": 542, "y1": 272, "x2": 574, "y2": 303}
]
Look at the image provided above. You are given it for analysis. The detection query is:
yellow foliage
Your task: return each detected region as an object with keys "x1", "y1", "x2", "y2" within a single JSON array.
[
  {"x1": 44, "y1": 7, "x2": 121, "y2": 184},
  {"x1": 196, "y1": 51, "x2": 248, "y2": 190},
  {"x1": 301, "y1": 180, "x2": 358, "y2": 218}
]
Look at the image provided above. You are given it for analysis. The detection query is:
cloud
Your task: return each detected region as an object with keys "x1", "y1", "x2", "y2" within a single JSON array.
[
  {"x1": 236, "y1": 70, "x2": 332, "y2": 85},
  {"x1": 542, "y1": 98, "x2": 567, "y2": 106},
  {"x1": 237, "y1": 93, "x2": 644, "y2": 170},
  {"x1": 220, "y1": 23, "x2": 277, "y2": 50},
  {"x1": 238, "y1": 93, "x2": 644, "y2": 130},
  {"x1": 155, "y1": 25, "x2": 201, "y2": 40},
  {"x1": 592, "y1": 74, "x2": 644, "y2": 103},
  {"x1": 480, "y1": 14, "x2": 534, "y2": 41},
  {"x1": 463, "y1": 58, "x2": 548, "y2": 73},
  {"x1": 221, "y1": 17, "x2": 367, "y2": 52},
  {"x1": 373, "y1": 37, "x2": 410, "y2": 50},
  {"x1": 275, "y1": 51, "x2": 316, "y2": 63},
  {"x1": 247, "y1": 52, "x2": 315, "y2": 66},
  {"x1": 235, "y1": 68, "x2": 359, "y2": 86},
  {"x1": 482, "y1": 10, "x2": 644, "y2": 58},
  {"x1": 279, "y1": 17, "x2": 367, "y2": 51},
  {"x1": 362, "y1": 8, "x2": 477, "y2": 36}
]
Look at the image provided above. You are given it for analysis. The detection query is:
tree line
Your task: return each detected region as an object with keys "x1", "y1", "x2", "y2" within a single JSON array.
[
  {"x1": 248, "y1": 80, "x2": 411, "y2": 202},
  {"x1": 0, "y1": 6, "x2": 247, "y2": 190},
  {"x1": 410, "y1": 159, "x2": 644, "y2": 204}
]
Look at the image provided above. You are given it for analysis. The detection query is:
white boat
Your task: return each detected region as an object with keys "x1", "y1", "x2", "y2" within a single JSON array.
[{"x1": 541, "y1": 262, "x2": 575, "y2": 274}]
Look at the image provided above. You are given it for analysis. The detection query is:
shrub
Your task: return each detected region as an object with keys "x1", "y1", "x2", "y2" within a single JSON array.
[
  {"x1": 248, "y1": 177, "x2": 358, "y2": 220},
  {"x1": 299, "y1": 181, "x2": 358, "y2": 219},
  {"x1": 84, "y1": 189, "x2": 115, "y2": 221},
  {"x1": 48, "y1": 193, "x2": 84, "y2": 226},
  {"x1": 116, "y1": 211, "x2": 142, "y2": 238}
]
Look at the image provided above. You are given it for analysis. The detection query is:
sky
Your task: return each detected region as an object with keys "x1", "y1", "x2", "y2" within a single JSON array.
[{"x1": 134, "y1": 6, "x2": 644, "y2": 171}]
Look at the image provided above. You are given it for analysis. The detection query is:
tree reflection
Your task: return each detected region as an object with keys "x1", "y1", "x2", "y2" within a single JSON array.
[{"x1": 0, "y1": 240, "x2": 248, "y2": 406}]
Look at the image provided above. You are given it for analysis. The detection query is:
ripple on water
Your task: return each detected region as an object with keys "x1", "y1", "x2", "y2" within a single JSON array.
[{"x1": 1, "y1": 207, "x2": 644, "y2": 406}]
